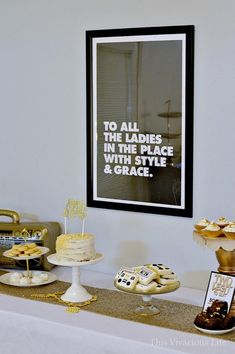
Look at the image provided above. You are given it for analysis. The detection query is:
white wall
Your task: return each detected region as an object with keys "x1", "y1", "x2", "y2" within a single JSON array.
[{"x1": 0, "y1": 0, "x2": 234, "y2": 289}]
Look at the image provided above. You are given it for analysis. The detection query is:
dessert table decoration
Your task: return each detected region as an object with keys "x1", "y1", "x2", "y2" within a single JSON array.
[
  {"x1": 114, "y1": 264, "x2": 180, "y2": 316},
  {"x1": 0, "y1": 269, "x2": 235, "y2": 341},
  {"x1": 1, "y1": 228, "x2": 53, "y2": 287},
  {"x1": 63, "y1": 199, "x2": 87, "y2": 234},
  {"x1": 194, "y1": 299, "x2": 235, "y2": 334},
  {"x1": 48, "y1": 200, "x2": 104, "y2": 302},
  {"x1": 193, "y1": 217, "x2": 235, "y2": 316},
  {"x1": 31, "y1": 290, "x2": 97, "y2": 313}
]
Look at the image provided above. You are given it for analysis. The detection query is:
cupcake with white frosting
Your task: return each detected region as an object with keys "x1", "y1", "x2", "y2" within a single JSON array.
[
  {"x1": 215, "y1": 217, "x2": 230, "y2": 228},
  {"x1": 201, "y1": 222, "x2": 222, "y2": 238},
  {"x1": 222, "y1": 223, "x2": 235, "y2": 239},
  {"x1": 194, "y1": 218, "x2": 210, "y2": 231}
]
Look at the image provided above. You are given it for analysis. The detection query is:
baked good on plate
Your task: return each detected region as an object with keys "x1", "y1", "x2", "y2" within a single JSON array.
[
  {"x1": 222, "y1": 223, "x2": 235, "y2": 240},
  {"x1": 116, "y1": 269, "x2": 139, "y2": 290},
  {"x1": 134, "y1": 281, "x2": 156, "y2": 293},
  {"x1": 194, "y1": 300, "x2": 235, "y2": 330},
  {"x1": 7, "y1": 243, "x2": 42, "y2": 257},
  {"x1": 215, "y1": 217, "x2": 230, "y2": 228},
  {"x1": 194, "y1": 218, "x2": 210, "y2": 231},
  {"x1": 114, "y1": 263, "x2": 179, "y2": 294},
  {"x1": 201, "y1": 222, "x2": 222, "y2": 237},
  {"x1": 147, "y1": 263, "x2": 172, "y2": 276},
  {"x1": 56, "y1": 233, "x2": 96, "y2": 262},
  {"x1": 206, "y1": 300, "x2": 228, "y2": 316},
  {"x1": 136, "y1": 266, "x2": 158, "y2": 285}
]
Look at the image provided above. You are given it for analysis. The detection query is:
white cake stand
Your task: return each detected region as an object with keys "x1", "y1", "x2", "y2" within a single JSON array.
[{"x1": 47, "y1": 253, "x2": 104, "y2": 303}]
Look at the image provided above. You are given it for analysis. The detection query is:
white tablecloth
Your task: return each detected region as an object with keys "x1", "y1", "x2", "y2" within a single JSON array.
[{"x1": 0, "y1": 268, "x2": 234, "y2": 354}]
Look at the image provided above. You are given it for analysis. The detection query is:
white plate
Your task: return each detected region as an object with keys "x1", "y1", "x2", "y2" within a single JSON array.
[
  {"x1": 194, "y1": 324, "x2": 235, "y2": 335},
  {"x1": 47, "y1": 253, "x2": 104, "y2": 267},
  {"x1": 0, "y1": 271, "x2": 57, "y2": 287},
  {"x1": 3, "y1": 246, "x2": 49, "y2": 260}
]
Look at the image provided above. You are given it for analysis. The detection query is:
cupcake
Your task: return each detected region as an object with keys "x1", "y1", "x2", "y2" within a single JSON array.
[
  {"x1": 215, "y1": 217, "x2": 230, "y2": 228},
  {"x1": 194, "y1": 218, "x2": 210, "y2": 231},
  {"x1": 201, "y1": 222, "x2": 222, "y2": 237},
  {"x1": 222, "y1": 223, "x2": 235, "y2": 240}
]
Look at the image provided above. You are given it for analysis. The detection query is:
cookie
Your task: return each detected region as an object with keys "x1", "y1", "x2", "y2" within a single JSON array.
[
  {"x1": 154, "y1": 283, "x2": 167, "y2": 291},
  {"x1": 116, "y1": 270, "x2": 139, "y2": 290},
  {"x1": 134, "y1": 281, "x2": 156, "y2": 293},
  {"x1": 28, "y1": 243, "x2": 37, "y2": 249},
  {"x1": 7, "y1": 243, "x2": 41, "y2": 258},
  {"x1": 115, "y1": 267, "x2": 134, "y2": 280},
  {"x1": 158, "y1": 275, "x2": 178, "y2": 285},
  {"x1": 137, "y1": 266, "x2": 158, "y2": 285},
  {"x1": 147, "y1": 264, "x2": 172, "y2": 276}
]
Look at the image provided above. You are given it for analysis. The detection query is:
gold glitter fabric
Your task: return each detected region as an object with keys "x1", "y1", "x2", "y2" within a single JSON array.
[{"x1": 0, "y1": 270, "x2": 234, "y2": 342}]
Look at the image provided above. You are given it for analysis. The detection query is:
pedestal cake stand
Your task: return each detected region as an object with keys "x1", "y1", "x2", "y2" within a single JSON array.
[
  {"x1": 48, "y1": 253, "x2": 104, "y2": 303},
  {"x1": 193, "y1": 231, "x2": 235, "y2": 315},
  {"x1": 114, "y1": 280, "x2": 180, "y2": 316}
]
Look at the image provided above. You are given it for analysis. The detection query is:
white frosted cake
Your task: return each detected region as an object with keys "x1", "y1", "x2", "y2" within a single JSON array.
[{"x1": 56, "y1": 233, "x2": 96, "y2": 262}]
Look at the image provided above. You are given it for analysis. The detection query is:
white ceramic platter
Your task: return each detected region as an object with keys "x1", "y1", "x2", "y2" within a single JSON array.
[
  {"x1": 194, "y1": 324, "x2": 235, "y2": 335},
  {"x1": 0, "y1": 271, "x2": 57, "y2": 287}
]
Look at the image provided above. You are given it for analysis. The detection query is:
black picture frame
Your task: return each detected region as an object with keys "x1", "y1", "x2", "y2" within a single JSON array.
[{"x1": 86, "y1": 25, "x2": 194, "y2": 217}]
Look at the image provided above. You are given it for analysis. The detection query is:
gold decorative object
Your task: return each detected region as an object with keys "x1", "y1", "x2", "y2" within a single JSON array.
[
  {"x1": 0, "y1": 209, "x2": 20, "y2": 223},
  {"x1": 31, "y1": 291, "x2": 97, "y2": 313},
  {"x1": 193, "y1": 231, "x2": 235, "y2": 316},
  {"x1": 63, "y1": 200, "x2": 87, "y2": 220},
  {"x1": 63, "y1": 199, "x2": 87, "y2": 235}
]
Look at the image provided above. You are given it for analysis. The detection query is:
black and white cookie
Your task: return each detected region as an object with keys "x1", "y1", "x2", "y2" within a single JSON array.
[
  {"x1": 158, "y1": 275, "x2": 178, "y2": 285},
  {"x1": 137, "y1": 266, "x2": 158, "y2": 285},
  {"x1": 147, "y1": 263, "x2": 172, "y2": 276},
  {"x1": 116, "y1": 270, "x2": 139, "y2": 290}
]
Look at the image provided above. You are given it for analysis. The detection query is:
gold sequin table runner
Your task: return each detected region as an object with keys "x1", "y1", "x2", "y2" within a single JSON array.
[{"x1": 0, "y1": 270, "x2": 234, "y2": 342}]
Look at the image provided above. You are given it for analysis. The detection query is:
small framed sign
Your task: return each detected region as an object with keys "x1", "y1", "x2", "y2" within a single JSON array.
[
  {"x1": 86, "y1": 25, "x2": 194, "y2": 217},
  {"x1": 203, "y1": 271, "x2": 235, "y2": 313}
]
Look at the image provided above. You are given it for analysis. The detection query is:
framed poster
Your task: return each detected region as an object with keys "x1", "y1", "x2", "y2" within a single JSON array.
[{"x1": 86, "y1": 25, "x2": 194, "y2": 217}]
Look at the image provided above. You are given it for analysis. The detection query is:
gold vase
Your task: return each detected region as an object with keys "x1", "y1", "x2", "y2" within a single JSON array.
[{"x1": 215, "y1": 247, "x2": 235, "y2": 316}]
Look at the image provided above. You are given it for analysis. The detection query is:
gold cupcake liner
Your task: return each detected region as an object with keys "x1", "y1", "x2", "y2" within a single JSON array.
[
  {"x1": 201, "y1": 229, "x2": 222, "y2": 238},
  {"x1": 223, "y1": 231, "x2": 235, "y2": 240}
]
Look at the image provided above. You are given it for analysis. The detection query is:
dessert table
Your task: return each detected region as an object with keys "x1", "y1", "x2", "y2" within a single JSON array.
[{"x1": 0, "y1": 268, "x2": 234, "y2": 354}]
